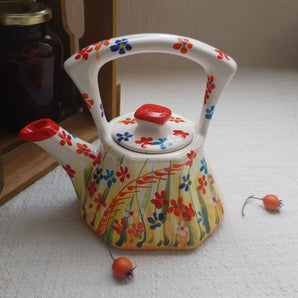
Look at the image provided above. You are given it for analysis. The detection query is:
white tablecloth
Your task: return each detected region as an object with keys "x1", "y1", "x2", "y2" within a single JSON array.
[{"x1": 1, "y1": 67, "x2": 297, "y2": 297}]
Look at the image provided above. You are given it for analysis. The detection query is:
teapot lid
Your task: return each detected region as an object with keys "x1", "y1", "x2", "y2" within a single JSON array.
[{"x1": 111, "y1": 104, "x2": 193, "y2": 154}]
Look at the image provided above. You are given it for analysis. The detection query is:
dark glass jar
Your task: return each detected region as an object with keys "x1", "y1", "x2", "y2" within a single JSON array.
[{"x1": 0, "y1": 1, "x2": 63, "y2": 132}]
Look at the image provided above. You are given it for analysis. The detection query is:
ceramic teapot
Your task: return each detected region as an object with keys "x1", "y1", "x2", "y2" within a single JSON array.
[{"x1": 19, "y1": 34, "x2": 237, "y2": 250}]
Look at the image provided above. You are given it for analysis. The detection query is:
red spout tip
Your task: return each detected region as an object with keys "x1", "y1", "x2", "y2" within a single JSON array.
[{"x1": 19, "y1": 118, "x2": 60, "y2": 142}]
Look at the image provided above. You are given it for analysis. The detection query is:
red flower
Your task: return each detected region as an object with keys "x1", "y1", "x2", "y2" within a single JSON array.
[
  {"x1": 88, "y1": 203, "x2": 93, "y2": 209},
  {"x1": 135, "y1": 137, "x2": 154, "y2": 148},
  {"x1": 94, "y1": 193, "x2": 106, "y2": 209},
  {"x1": 93, "y1": 39, "x2": 110, "y2": 51},
  {"x1": 215, "y1": 49, "x2": 230, "y2": 60},
  {"x1": 75, "y1": 46, "x2": 93, "y2": 60},
  {"x1": 119, "y1": 117, "x2": 135, "y2": 125},
  {"x1": 186, "y1": 150, "x2": 197, "y2": 167},
  {"x1": 63, "y1": 164, "x2": 76, "y2": 178},
  {"x1": 76, "y1": 143, "x2": 91, "y2": 156},
  {"x1": 182, "y1": 203, "x2": 196, "y2": 221},
  {"x1": 167, "y1": 197, "x2": 184, "y2": 216},
  {"x1": 151, "y1": 191, "x2": 168, "y2": 209},
  {"x1": 169, "y1": 116, "x2": 185, "y2": 123},
  {"x1": 209, "y1": 174, "x2": 215, "y2": 184},
  {"x1": 112, "y1": 217, "x2": 127, "y2": 235},
  {"x1": 204, "y1": 76, "x2": 216, "y2": 104},
  {"x1": 173, "y1": 38, "x2": 193, "y2": 54},
  {"x1": 93, "y1": 152, "x2": 102, "y2": 166},
  {"x1": 198, "y1": 175, "x2": 208, "y2": 194},
  {"x1": 206, "y1": 76, "x2": 215, "y2": 93},
  {"x1": 116, "y1": 166, "x2": 130, "y2": 183},
  {"x1": 128, "y1": 222, "x2": 144, "y2": 238},
  {"x1": 58, "y1": 130, "x2": 72, "y2": 146},
  {"x1": 88, "y1": 181, "x2": 96, "y2": 197},
  {"x1": 82, "y1": 93, "x2": 94, "y2": 109},
  {"x1": 173, "y1": 130, "x2": 189, "y2": 139}
]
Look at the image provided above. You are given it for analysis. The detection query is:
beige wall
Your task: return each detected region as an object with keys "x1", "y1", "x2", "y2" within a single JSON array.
[{"x1": 117, "y1": 0, "x2": 298, "y2": 67}]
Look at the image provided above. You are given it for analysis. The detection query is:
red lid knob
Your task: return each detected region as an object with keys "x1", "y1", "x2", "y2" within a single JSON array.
[{"x1": 134, "y1": 104, "x2": 172, "y2": 126}]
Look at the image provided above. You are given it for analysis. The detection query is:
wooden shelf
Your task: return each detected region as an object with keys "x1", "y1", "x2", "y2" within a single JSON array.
[
  {"x1": 0, "y1": 112, "x2": 98, "y2": 206},
  {"x1": 0, "y1": 0, "x2": 120, "y2": 206}
]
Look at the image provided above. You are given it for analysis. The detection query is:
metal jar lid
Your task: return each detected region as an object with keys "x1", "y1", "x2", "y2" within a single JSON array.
[{"x1": 0, "y1": 1, "x2": 52, "y2": 26}]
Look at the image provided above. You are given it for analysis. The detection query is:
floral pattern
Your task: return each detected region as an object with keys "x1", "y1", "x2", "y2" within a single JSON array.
[
  {"x1": 93, "y1": 39, "x2": 110, "y2": 51},
  {"x1": 58, "y1": 131, "x2": 72, "y2": 146},
  {"x1": 179, "y1": 174, "x2": 192, "y2": 191},
  {"x1": 76, "y1": 143, "x2": 91, "y2": 157},
  {"x1": 176, "y1": 221, "x2": 189, "y2": 236},
  {"x1": 148, "y1": 212, "x2": 165, "y2": 229},
  {"x1": 88, "y1": 181, "x2": 96, "y2": 197},
  {"x1": 116, "y1": 166, "x2": 130, "y2": 183},
  {"x1": 103, "y1": 170, "x2": 117, "y2": 188},
  {"x1": 116, "y1": 132, "x2": 133, "y2": 142},
  {"x1": 93, "y1": 168, "x2": 103, "y2": 184},
  {"x1": 167, "y1": 197, "x2": 184, "y2": 216},
  {"x1": 215, "y1": 49, "x2": 230, "y2": 60},
  {"x1": 100, "y1": 104, "x2": 105, "y2": 118},
  {"x1": 209, "y1": 196, "x2": 218, "y2": 206},
  {"x1": 173, "y1": 130, "x2": 189, "y2": 139},
  {"x1": 128, "y1": 222, "x2": 144, "y2": 238},
  {"x1": 200, "y1": 158, "x2": 208, "y2": 174},
  {"x1": 198, "y1": 175, "x2": 208, "y2": 194},
  {"x1": 79, "y1": 150, "x2": 223, "y2": 249},
  {"x1": 153, "y1": 138, "x2": 173, "y2": 150},
  {"x1": 182, "y1": 203, "x2": 196, "y2": 221},
  {"x1": 93, "y1": 152, "x2": 102, "y2": 166},
  {"x1": 112, "y1": 217, "x2": 127, "y2": 235},
  {"x1": 125, "y1": 207, "x2": 137, "y2": 224},
  {"x1": 204, "y1": 75, "x2": 216, "y2": 104},
  {"x1": 75, "y1": 46, "x2": 92, "y2": 60},
  {"x1": 186, "y1": 150, "x2": 197, "y2": 167},
  {"x1": 197, "y1": 210, "x2": 208, "y2": 227},
  {"x1": 94, "y1": 193, "x2": 106, "y2": 208},
  {"x1": 151, "y1": 191, "x2": 168, "y2": 209},
  {"x1": 32, "y1": 35, "x2": 229, "y2": 250},
  {"x1": 169, "y1": 116, "x2": 185, "y2": 123},
  {"x1": 135, "y1": 137, "x2": 154, "y2": 148},
  {"x1": 119, "y1": 118, "x2": 135, "y2": 125},
  {"x1": 173, "y1": 37, "x2": 193, "y2": 54},
  {"x1": 82, "y1": 93, "x2": 94, "y2": 109},
  {"x1": 205, "y1": 105, "x2": 215, "y2": 119},
  {"x1": 63, "y1": 164, "x2": 76, "y2": 178},
  {"x1": 110, "y1": 38, "x2": 132, "y2": 55}
]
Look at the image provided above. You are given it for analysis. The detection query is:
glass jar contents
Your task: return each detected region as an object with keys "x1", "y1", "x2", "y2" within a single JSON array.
[{"x1": 0, "y1": 1, "x2": 63, "y2": 132}]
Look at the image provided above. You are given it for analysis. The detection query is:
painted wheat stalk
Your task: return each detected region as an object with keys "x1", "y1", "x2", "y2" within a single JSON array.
[{"x1": 97, "y1": 162, "x2": 185, "y2": 234}]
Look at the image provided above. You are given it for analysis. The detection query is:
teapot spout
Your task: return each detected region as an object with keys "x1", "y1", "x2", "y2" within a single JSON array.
[{"x1": 19, "y1": 118, "x2": 101, "y2": 200}]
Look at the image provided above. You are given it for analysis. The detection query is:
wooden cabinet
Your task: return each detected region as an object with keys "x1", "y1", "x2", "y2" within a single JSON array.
[{"x1": 0, "y1": 0, "x2": 120, "y2": 205}]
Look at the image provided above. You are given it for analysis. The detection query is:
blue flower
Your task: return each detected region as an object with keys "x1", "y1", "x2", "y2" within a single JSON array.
[
  {"x1": 179, "y1": 174, "x2": 192, "y2": 191},
  {"x1": 148, "y1": 212, "x2": 165, "y2": 230},
  {"x1": 205, "y1": 105, "x2": 215, "y2": 119},
  {"x1": 197, "y1": 211, "x2": 208, "y2": 227},
  {"x1": 110, "y1": 38, "x2": 132, "y2": 55},
  {"x1": 200, "y1": 158, "x2": 208, "y2": 174},
  {"x1": 116, "y1": 132, "x2": 133, "y2": 142},
  {"x1": 93, "y1": 168, "x2": 103, "y2": 184},
  {"x1": 153, "y1": 138, "x2": 173, "y2": 150},
  {"x1": 100, "y1": 104, "x2": 105, "y2": 118},
  {"x1": 103, "y1": 169, "x2": 116, "y2": 187}
]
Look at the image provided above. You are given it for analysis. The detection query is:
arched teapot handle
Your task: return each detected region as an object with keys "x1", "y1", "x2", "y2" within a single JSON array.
[{"x1": 64, "y1": 33, "x2": 237, "y2": 143}]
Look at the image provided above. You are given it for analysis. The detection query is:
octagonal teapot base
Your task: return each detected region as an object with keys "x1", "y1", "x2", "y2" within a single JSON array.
[{"x1": 80, "y1": 149, "x2": 224, "y2": 250}]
